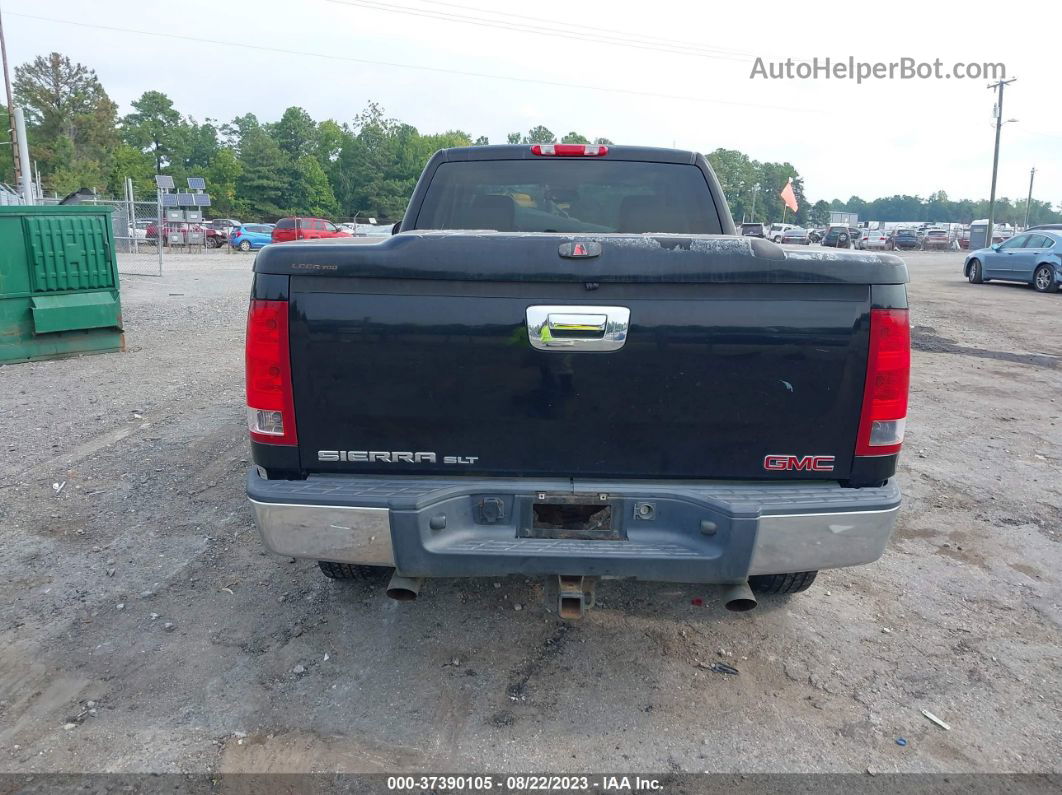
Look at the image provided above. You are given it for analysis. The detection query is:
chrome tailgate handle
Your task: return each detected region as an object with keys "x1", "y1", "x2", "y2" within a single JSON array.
[{"x1": 526, "y1": 305, "x2": 630, "y2": 352}]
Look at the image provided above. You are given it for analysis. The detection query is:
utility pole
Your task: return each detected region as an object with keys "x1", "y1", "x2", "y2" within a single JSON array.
[
  {"x1": 0, "y1": 3, "x2": 21, "y2": 188},
  {"x1": 749, "y1": 184, "x2": 760, "y2": 224},
  {"x1": 1023, "y1": 166, "x2": 1036, "y2": 229},
  {"x1": 985, "y1": 78, "x2": 1016, "y2": 247}
]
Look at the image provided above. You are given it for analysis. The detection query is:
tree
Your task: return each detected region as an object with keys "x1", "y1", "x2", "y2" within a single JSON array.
[
  {"x1": 0, "y1": 105, "x2": 14, "y2": 184},
  {"x1": 561, "y1": 131, "x2": 590, "y2": 144},
  {"x1": 809, "y1": 200, "x2": 831, "y2": 226},
  {"x1": 506, "y1": 132, "x2": 522, "y2": 144},
  {"x1": 315, "y1": 119, "x2": 348, "y2": 168},
  {"x1": 288, "y1": 155, "x2": 339, "y2": 217},
  {"x1": 206, "y1": 147, "x2": 241, "y2": 216},
  {"x1": 107, "y1": 143, "x2": 155, "y2": 198},
  {"x1": 522, "y1": 126, "x2": 556, "y2": 144},
  {"x1": 270, "y1": 106, "x2": 317, "y2": 160},
  {"x1": 14, "y1": 52, "x2": 118, "y2": 191},
  {"x1": 122, "y1": 91, "x2": 184, "y2": 173},
  {"x1": 474, "y1": 135, "x2": 489, "y2": 145},
  {"x1": 235, "y1": 127, "x2": 287, "y2": 219}
]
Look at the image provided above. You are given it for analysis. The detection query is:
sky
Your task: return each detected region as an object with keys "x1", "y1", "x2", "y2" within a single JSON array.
[{"x1": 4, "y1": 0, "x2": 1060, "y2": 206}]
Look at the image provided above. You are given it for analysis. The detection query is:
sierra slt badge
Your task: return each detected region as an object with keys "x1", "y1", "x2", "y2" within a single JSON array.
[
  {"x1": 763, "y1": 454, "x2": 835, "y2": 472},
  {"x1": 318, "y1": 450, "x2": 479, "y2": 465}
]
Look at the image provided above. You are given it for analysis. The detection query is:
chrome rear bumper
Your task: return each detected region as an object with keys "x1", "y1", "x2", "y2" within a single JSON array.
[{"x1": 248, "y1": 470, "x2": 900, "y2": 580}]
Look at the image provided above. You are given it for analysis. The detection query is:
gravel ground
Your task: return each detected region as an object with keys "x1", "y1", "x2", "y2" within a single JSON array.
[{"x1": 0, "y1": 248, "x2": 1058, "y2": 775}]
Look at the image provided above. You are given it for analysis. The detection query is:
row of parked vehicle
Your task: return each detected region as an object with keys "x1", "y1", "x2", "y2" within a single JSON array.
[
  {"x1": 130, "y1": 217, "x2": 392, "y2": 250},
  {"x1": 743, "y1": 221, "x2": 974, "y2": 251}
]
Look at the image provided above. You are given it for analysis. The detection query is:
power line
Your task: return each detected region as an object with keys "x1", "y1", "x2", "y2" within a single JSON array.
[
  {"x1": 407, "y1": 0, "x2": 764, "y2": 58},
  {"x1": 327, "y1": 0, "x2": 761, "y2": 62},
  {"x1": 7, "y1": 12, "x2": 819, "y2": 114}
]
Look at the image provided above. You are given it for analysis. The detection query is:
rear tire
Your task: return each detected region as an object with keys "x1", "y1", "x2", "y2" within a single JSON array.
[
  {"x1": 1033, "y1": 264, "x2": 1059, "y2": 293},
  {"x1": 967, "y1": 259, "x2": 984, "y2": 284},
  {"x1": 749, "y1": 570, "x2": 818, "y2": 594},
  {"x1": 239, "y1": 240, "x2": 252, "y2": 251},
  {"x1": 205, "y1": 236, "x2": 219, "y2": 249}
]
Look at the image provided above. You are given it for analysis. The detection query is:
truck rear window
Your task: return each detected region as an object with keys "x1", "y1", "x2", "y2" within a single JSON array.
[{"x1": 414, "y1": 160, "x2": 722, "y2": 234}]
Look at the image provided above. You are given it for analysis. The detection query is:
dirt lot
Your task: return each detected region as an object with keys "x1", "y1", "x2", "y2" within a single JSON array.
[{"x1": 0, "y1": 248, "x2": 1058, "y2": 776}]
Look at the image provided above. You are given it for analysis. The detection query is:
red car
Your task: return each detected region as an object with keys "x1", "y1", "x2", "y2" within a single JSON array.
[{"x1": 271, "y1": 217, "x2": 353, "y2": 243}]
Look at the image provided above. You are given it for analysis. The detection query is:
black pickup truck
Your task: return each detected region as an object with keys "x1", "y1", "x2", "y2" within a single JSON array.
[{"x1": 245, "y1": 144, "x2": 909, "y2": 617}]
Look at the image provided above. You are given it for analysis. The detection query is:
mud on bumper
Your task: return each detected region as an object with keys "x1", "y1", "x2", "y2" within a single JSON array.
[{"x1": 247, "y1": 469, "x2": 901, "y2": 583}]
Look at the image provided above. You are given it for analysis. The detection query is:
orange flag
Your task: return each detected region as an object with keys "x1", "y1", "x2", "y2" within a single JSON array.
[{"x1": 780, "y1": 178, "x2": 798, "y2": 213}]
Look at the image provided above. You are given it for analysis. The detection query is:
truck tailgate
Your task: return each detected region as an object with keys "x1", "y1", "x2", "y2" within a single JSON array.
[{"x1": 281, "y1": 235, "x2": 888, "y2": 480}]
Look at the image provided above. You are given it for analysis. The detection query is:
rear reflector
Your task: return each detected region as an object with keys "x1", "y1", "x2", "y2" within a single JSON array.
[
  {"x1": 531, "y1": 144, "x2": 608, "y2": 157},
  {"x1": 856, "y1": 308, "x2": 910, "y2": 456},
  {"x1": 246, "y1": 299, "x2": 298, "y2": 445}
]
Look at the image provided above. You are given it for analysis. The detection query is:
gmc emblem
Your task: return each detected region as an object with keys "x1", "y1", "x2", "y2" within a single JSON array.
[{"x1": 763, "y1": 454, "x2": 836, "y2": 472}]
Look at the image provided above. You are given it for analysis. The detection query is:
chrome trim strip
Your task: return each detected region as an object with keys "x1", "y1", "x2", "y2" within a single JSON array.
[{"x1": 249, "y1": 499, "x2": 394, "y2": 566}]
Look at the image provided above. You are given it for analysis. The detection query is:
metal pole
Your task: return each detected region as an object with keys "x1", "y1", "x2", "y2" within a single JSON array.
[
  {"x1": 156, "y1": 187, "x2": 163, "y2": 276},
  {"x1": 750, "y1": 185, "x2": 758, "y2": 223},
  {"x1": 13, "y1": 106, "x2": 31, "y2": 203},
  {"x1": 1023, "y1": 166, "x2": 1035, "y2": 230},
  {"x1": 985, "y1": 78, "x2": 1016, "y2": 247},
  {"x1": 0, "y1": 4, "x2": 20, "y2": 187}
]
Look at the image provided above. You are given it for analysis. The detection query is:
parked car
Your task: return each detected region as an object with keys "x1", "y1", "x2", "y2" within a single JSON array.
[
  {"x1": 960, "y1": 227, "x2": 971, "y2": 250},
  {"x1": 271, "y1": 217, "x2": 353, "y2": 243},
  {"x1": 821, "y1": 225, "x2": 858, "y2": 248},
  {"x1": 201, "y1": 219, "x2": 241, "y2": 247},
  {"x1": 740, "y1": 222, "x2": 767, "y2": 238},
  {"x1": 858, "y1": 229, "x2": 894, "y2": 250},
  {"x1": 127, "y1": 220, "x2": 151, "y2": 240},
  {"x1": 204, "y1": 218, "x2": 241, "y2": 234},
  {"x1": 807, "y1": 227, "x2": 824, "y2": 243},
  {"x1": 245, "y1": 143, "x2": 909, "y2": 617},
  {"x1": 767, "y1": 222, "x2": 800, "y2": 243},
  {"x1": 1027, "y1": 224, "x2": 1062, "y2": 232},
  {"x1": 337, "y1": 222, "x2": 360, "y2": 236},
  {"x1": 146, "y1": 222, "x2": 204, "y2": 246},
  {"x1": 358, "y1": 223, "x2": 392, "y2": 237},
  {"x1": 892, "y1": 228, "x2": 923, "y2": 251},
  {"x1": 964, "y1": 231, "x2": 1061, "y2": 293},
  {"x1": 922, "y1": 229, "x2": 954, "y2": 251},
  {"x1": 230, "y1": 224, "x2": 275, "y2": 251},
  {"x1": 780, "y1": 227, "x2": 810, "y2": 244}
]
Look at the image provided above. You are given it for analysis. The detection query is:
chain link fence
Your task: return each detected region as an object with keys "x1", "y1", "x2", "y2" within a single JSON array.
[{"x1": 87, "y1": 198, "x2": 164, "y2": 277}]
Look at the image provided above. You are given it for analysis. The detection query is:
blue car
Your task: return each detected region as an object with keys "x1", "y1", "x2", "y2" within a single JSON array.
[
  {"x1": 230, "y1": 224, "x2": 274, "y2": 251},
  {"x1": 964, "y1": 230, "x2": 1061, "y2": 293}
]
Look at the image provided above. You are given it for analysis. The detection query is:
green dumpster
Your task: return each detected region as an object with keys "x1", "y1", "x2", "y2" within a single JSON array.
[{"x1": 0, "y1": 205, "x2": 124, "y2": 364}]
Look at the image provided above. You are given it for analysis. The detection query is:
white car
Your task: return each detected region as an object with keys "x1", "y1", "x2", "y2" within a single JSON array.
[
  {"x1": 128, "y1": 220, "x2": 151, "y2": 240},
  {"x1": 858, "y1": 230, "x2": 894, "y2": 250},
  {"x1": 767, "y1": 223, "x2": 800, "y2": 243}
]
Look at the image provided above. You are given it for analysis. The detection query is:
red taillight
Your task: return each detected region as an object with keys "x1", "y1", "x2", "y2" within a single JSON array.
[
  {"x1": 856, "y1": 308, "x2": 910, "y2": 456},
  {"x1": 531, "y1": 143, "x2": 608, "y2": 157},
  {"x1": 246, "y1": 299, "x2": 297, "y2": 446}
]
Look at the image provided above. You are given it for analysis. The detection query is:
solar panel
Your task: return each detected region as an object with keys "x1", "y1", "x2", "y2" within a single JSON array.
[
  {"x1": 154, "y1": 175, "x2": 175, "y2": 189},
  {"x1": 193, "y1": 193, "x2": 212, "y2": 207},
  {"x1": 176, "y1": 192, "x2": 197, "y2": 206},
  {"x1": 186, "y1": 177, "x2": 206, "y2": 190},
  {"x1": 161, "y1": 193, "x2": 178, "y2": 206}
]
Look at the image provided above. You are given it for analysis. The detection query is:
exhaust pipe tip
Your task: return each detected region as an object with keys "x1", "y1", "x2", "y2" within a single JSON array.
[
  {"x1": 385, "y1": 572, "x2": 423, "y2": 602},
  {"x1": 722, "y1": 581, "x2": 757, "y2": 612}
]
